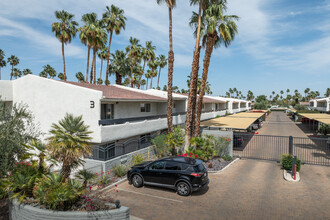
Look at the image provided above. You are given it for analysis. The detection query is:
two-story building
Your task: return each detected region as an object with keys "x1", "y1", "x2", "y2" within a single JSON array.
[{"x1": 309, "y1": 97, "x2": 330, "y2": 112}]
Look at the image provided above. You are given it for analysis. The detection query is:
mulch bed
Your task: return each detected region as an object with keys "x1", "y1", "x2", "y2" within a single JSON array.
[
  {"x1": 0, "y1": 198, "x2": 9, "y2": 220},
  {"x1": 204, "y1": 157, "x2": 237, "y2": 172}
]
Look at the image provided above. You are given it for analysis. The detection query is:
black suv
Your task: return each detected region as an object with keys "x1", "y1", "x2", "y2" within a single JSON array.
[{"x1": 127, "y1": 157, "x2": 209, "y2": 196}]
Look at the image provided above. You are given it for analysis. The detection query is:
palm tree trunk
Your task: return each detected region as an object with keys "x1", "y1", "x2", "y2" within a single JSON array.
[
  {"x1": 105, "y1": 30, "x2": 113, "y2": 85},
  {"x1": 184, "y1": 1, "x2": 202, "y2": 149},
  {"x1": 62, "y1": 41, "x2": 66, "y2": 81},
  {"x1": 115, "y1": 72, "x2": 122, "y2": 85},
  {"x1": 93, "y1": 51, "x2": 96, "y2": 84},
  {"x1": 130, "y1": 63, "x2": 134, "y2": 88},
  {"x1": 90, "y1": 48, "x2": 95, "y2": 84},
  {"x1": 0, "y1": 67, "x2": 1, "y2": 80},
  {"x1": 86, "y1": 46, "x2": 91, "y2": 82},
  {"x1": 138, "y1": 60, "x2": 147, "y2": 89},
  {"x1": 195, "y1": 35, "x2": 216, "y2": 136},
  {"x1": 150, "y1": 76, "x2": 153, "y2": 89},
  {"x1": 11, "y1": 65, "x2": 13, "y2": 80},
  {"x1": 157, "y1": 67, "x2": 162, "y2": 89},
  {"x1": 100, "y1": 59, "x2": 103, "y2": 80},
  {"x1": 146, "y1": 78, "x2": 149, "y2": 90},
  {"x1": 167, "y1": 7, "x2": 174, "y2": 133},
  {"x1": 61, "y1": 161, "x2": 71, "y2": 182}
]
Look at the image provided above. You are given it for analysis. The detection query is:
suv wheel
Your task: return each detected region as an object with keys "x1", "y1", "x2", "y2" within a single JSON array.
[
  {"x1": 132, "y1": 174, "x2": 143, "y2": 188},
  {"x1": 176, "y1": 182, "x2": 191, "y2": 196}
]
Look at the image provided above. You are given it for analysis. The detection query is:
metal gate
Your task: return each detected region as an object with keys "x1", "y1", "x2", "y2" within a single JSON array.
[{"x1": 233, "y1": 133, "x2": 330, "y2": 166}]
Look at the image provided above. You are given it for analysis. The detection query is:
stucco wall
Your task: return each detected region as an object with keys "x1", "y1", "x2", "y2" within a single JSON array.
[
  {"x1": 10, "y1": 199, "x2": 129, "y2": 220},
  {"x1": 11, "y1": 75, "x2": 103, "y2": 142},
  {"x1": 113, "y1": 101, "x2": 161, "y2": 119},
  {"x1": 0, "y1": 80, "x2": 13, "y2": 101}
]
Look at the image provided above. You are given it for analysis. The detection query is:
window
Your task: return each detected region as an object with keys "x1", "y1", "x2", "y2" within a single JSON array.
[
  {"x1": 165, "y1": 162, "x2": 181, "y2": 171},
  {"x1": 101, "y1": 104, "x2": 114, "y2": 120},
  {"x1": 149, "y1": 161, "x2": 164, "y2": 170},
  {"x1": 141, "y1": 103, "x2": 151, "y2": 112}
]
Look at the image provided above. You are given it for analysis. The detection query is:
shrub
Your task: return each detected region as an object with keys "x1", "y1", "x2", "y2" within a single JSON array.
[
  {"x1": 222, "y1": 155, "x2": 233, "y2": 161},
  {"x1": 294, "y1": 104, "x2": 307, "y2": 111},
  {"x1": 76, "y1": 170, "x2": 96, "y2": 188},
  {"x1": 281, "y1": 154, "x2": 301, "y2": 172},
  {"x1": 213, "y1": 136, "x2": 231, "y2": 157},
  {"x1": 187, "y1": 135, "x2": 216, "y2": 161},
  {"x1": 112, "y1": 164, "x2": 128, "y2": 177},
  {"x1": 131, "y1": 154, "x2": 145, "y2": 165},
  {"x1": 317, "y1": 124, "x2": 330, "y2": 136},
  {"x1": 151, "y1": 134, "x2": 169, "y2": 158},
  {"x1": 165, "y1": 127, "x2": 185, "y2": 156},
  {"x1": 216, "y1": 115, "x2": 221, "y2": 118},
  {"x1": 33, "y1": 172, "x2": 85, "y2": 210}
]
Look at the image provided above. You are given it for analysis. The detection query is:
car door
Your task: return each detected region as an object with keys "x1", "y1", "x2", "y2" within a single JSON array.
[
  {"x1": 162, "y1": 161, "x2": 181, "y2": 186},
  {"x1": 144, "y1": 161, "x2": 165, "y2": 184}
]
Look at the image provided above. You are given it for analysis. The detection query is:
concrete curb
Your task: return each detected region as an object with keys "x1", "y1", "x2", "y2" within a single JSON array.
[
  {"x1": 100, "y1": 177, "x2": 128, "y2": 192},
  {"x1": 208, "y1": 158, "x2": 240, "y2": 174},
  {"x1": 283, "y1": 170, "x2": 300, "y2": 182}
]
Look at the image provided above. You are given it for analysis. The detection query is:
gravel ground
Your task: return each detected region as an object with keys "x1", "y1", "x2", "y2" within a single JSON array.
[{"x1": 204, "y1": 157, "x2": 236, "y2": 171}]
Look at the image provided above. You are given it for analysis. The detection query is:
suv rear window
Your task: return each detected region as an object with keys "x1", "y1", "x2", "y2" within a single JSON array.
[{"x1": 184, "y1": 163, "x2": 205, "y2": 172}]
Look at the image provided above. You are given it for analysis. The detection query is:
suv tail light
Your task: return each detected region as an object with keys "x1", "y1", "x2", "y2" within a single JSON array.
[
  {"x1": 237, "y1": 139, "x2": 242, "y2": 141},
  {"x1": 190, "y1": 173, "x2": 204, "y2": 177}
]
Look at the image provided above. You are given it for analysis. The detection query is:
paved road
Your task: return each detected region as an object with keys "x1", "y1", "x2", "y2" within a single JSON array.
[
  {"x1": 105, "y1": 160, "x2": 330, "y2": 220},
  {"x1": 234, "y1": 112, "x2": 330, "y2": 165}
]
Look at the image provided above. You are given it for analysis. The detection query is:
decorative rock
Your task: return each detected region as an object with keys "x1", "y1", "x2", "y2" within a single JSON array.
[{"x1": 283, "y1": 169, "x2": 300, "y2": 182}]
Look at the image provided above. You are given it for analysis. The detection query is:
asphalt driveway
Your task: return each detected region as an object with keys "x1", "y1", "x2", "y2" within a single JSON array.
[{"x1": 105, "y1": 159, "x2": 330, "y2": 220}]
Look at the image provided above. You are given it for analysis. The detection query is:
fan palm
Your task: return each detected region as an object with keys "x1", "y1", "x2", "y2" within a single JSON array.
[
  {"x1": 76, "y1": 170, "x2": 95, "y2": 188},
  {"x1": 126, "y1": 37, "x2": 142, "y2": 88},
  {"x1": 75, "y1": 72, "x2": 85, "y2": 82},
  {"x1": 52, "y1": 10, "x2": 78, "y2": 81},
  {"x1": 156, "y1": 0, "x2": 176, "y2": 132},
  {"x1": 145, "y1": 72, "x2": 151, "y2": 90},
  {"x1": 139, "y1": 41, "x2": 156, "y2": 89},
  {"x1": 103, "y1": 5, "x2": 127, "y2": 85},
  {"x1": 12, "y1": 68, "x2": 21, "y2": 79},
  {"x1": 79, "y1": 13, "x2": 97, "y2": 83},
  {"x1": 195, "y1": 2, "x2": 239, "y2": 136},
  {"x1": 0, "y1": 49, "x2": 6, "y2": 80},
  {"x1": 22, "y1": 69, "x2": 32, "y2": 75},
  {"x1": 97, "y1": 47, "x2": 109, "y2": 81},
  {"x1": 40, "y1": 64, "x2": 56, "y2": 79},
  {"x1": 58, "y1": 73, "x2": 66, "y2": 81},
  {"x1": 109, "y1": 50, "x2": 130, "y2": 85},
  {"x1": 141, "y1": 79, "x2": 146, "y2": 90},
  {"x1": 304, "y1": 88, "x2": 310, "y2": 100},
  {"x1": 7, "y1": 55, "x2": 19, "y2": 80},
  {"x1": 156, "y1": 54, "x2": 167, "y2": 89},
  {"x1": 148, "y1": 59, "x2": 158, "y2": 89},
  {"x1": 47, "y1": 114, "x2": 93, "y2": 182}
]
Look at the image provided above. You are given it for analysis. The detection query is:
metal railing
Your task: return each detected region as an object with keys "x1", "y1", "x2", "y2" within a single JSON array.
[
  {"x1": 89, "y1": 132, "x2": 160, "y2": 161},
  {"x1": 233, "y1": 133, "x2": 330, "y2": 166}
]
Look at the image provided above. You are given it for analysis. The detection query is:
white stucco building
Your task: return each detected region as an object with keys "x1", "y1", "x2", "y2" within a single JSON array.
[
  {"x1": 309, "y1": 97, "x2": 330, "y2": 112},
  {"x1": 0, "y1": 75, "x2": 250, "y2": 162}
]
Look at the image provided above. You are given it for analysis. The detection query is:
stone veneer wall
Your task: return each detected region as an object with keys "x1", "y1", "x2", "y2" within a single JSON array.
[{"x1": 9, "y1": 199, "x2": 129, "y2": 220}]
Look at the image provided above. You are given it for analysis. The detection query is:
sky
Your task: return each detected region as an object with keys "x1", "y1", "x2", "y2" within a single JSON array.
[{"x1": 0, "y1": 0, "x2": 329, "y2": 98}]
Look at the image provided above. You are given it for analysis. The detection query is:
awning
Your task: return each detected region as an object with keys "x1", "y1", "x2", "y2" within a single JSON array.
[{"x1": 299, "y1": 113, "x2": 330, "y2": 125}]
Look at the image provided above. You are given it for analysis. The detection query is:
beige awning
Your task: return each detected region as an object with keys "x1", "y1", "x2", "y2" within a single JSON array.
[{"x1": 299, "y1": 113, "x2": 330, "y2": 125}]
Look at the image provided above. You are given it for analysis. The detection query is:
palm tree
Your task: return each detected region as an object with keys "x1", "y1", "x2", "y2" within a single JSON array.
[
  {"x1": 0, "y1": 49, "x2": 6, "y2": 80},
  {"x1": 97, "y1": 47, "x2": 108, "y2": 81},
  {"x1": 156, "y1": 0, "x2": 176, "y2": 133},
  {"x1": 76, "y1": 170, "x2": 95, "y2": 188},
  {"x1": 325, "y1": 88, "x2": 330, "y2": 97},
  {"x1": 47, "y1": 114, "x2": 93, "y2": 182},
  {"x1": 76, "y1": 72, "x2": 85, "y2": 82},
  {"x1": 304, "y1": 88, "x2": 310, "y2": 100},
  {"x1": 141, "y1": 79, "x2": 146, "y2": 90},
  {"x1": 109, "y1": 50, "x2": 129, "y2": 85},
  {"x1": 103, "y1": 5, "x2": 127, "y2": 85},
  {"x1": 139, "y1": 41, "x2": 156, "y2": 89},
  {"x1": 40, "y1": 64, "x2": 57, "y2": 78},
  {"x1": 79, "y1": 13, "x2": 97, "y2": 83},
  {"x1": 147, "y1": 59, "x2": 158, "y2": 88},
  {"x1": 52, "y1": 10, "x2": 78, "y2": 81},
  {"x1": 7, "y1": 55, "x2": 19, "y2": 80},
  {"x1": 58, "y1": 72, "x2": 66, "y2": 81},
  {"x1": 225, "y1": 92, "x2": 230, "y2": 97},
  {"x1": 315, "y1": 91, "x2": 320, "y2": 98},
  {"x1": 229, "y1": 88, "x2": 233, "y2": 98},
  {"x1": 12, "y1": 68, "x2": 21, "y2": 79},
  {"x1": 126, "y1": 37, "x2": 142, "y2": 88},
  {"x1": 280, "y1": 90, "x2": 284, "y2": 100},
  {"x1": 156, "y1": 54, "x2": 167, "y2": 89},
  {"x1": 145, "y1": 72, "x2": 151, "y2": 90},
  {"x1": 195, "y1": 2, "x2": 239, "y2": 136},
  {"x1": 22, "y1": 68, "x2": 32, "y2": 75}
]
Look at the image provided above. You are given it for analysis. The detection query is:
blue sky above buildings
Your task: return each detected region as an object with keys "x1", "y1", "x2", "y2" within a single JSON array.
[{"x1": 0, "y1": 0, "x2": 329, "y2": 97}]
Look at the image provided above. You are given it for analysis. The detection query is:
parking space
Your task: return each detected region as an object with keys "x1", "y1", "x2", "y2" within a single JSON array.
[{"x1": 104, "y1": 159, "x2": 330, "y2": 220}]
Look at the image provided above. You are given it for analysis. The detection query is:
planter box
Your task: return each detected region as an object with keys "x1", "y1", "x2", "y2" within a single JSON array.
[{"x1": 9, "y1": 199, "x2": 129, "y2": 220}]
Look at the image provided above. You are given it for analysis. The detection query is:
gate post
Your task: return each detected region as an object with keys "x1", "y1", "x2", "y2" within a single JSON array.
[{"x1": 289, "y1": 136, "x2": 293, "y2": 155}]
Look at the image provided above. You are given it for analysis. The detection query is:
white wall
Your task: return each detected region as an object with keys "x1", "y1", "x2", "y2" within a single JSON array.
[
  {"x1": 112, "y1": 101, "x2": 163, "y2": 119},
  {"x1": 12, "y1": 75, "x2": 103, "y2": 143},
  {"x1": 0, "y1": 81, "x2": 13, "y2": 101}
]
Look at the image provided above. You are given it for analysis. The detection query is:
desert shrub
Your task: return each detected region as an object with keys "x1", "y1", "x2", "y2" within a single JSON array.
[
  {"x1": 216, "y1": 115, "x2": 221, "y2": 118},
  {"x1": 33, "y1": 172, "x2": 85, "y2": 210},
  {"x1": 294, "y1": 104, "x2": 307, "y2": 111},
  {"x1": 317, "y1": 124, "x2": 330, "y2": 136},
  {"x1": 213, "y1": 136, "x2": 231, "y2": 157},
  {"x1": 281, "y1": 154, "x2": 301, "y2": 172},
  {"x1": 131, "y1": 154, "x2": 145, "y2": 165},
  {"x1": 112, "y1": 164, "x2": 128, "y2": 177},
  {"x1": 187, "y1": 135, "x2": 216, "y2": 161},
  {"x1": 151, "y1": 134, "x2": 169, "y2": 158},
  {"x1": 165, "y1": 127, "x2": 185, "y2": 156},
  {"x1": 222, "y1": 155, "x2": 233, "y2": 161}
]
